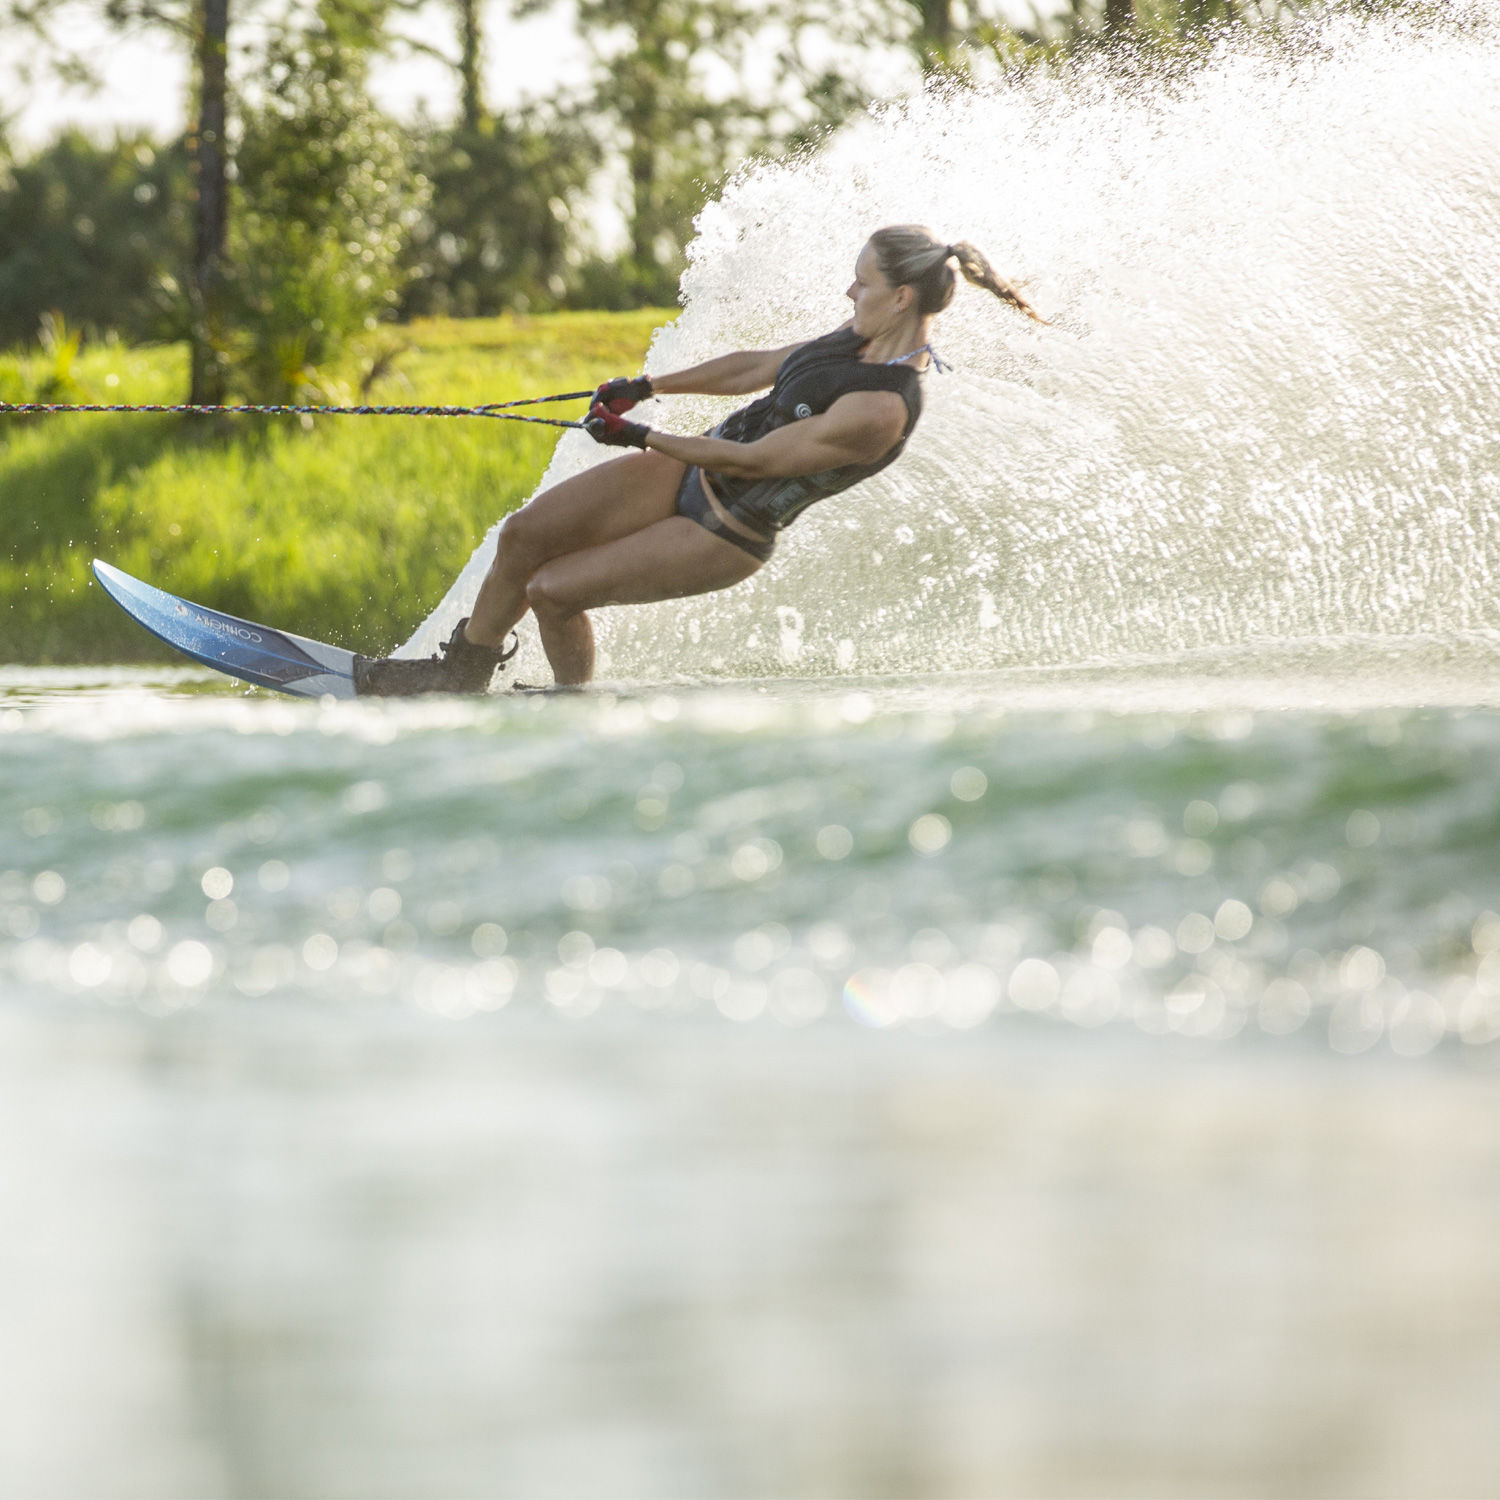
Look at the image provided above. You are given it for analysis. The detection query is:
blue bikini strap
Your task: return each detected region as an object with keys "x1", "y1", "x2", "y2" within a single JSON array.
[{"x1": 885, "y1": 342, "x2": 949, "y2": 373}]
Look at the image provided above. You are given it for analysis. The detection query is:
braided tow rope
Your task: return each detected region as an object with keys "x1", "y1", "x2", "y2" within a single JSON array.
[{"x1": 0, "y1": 388, "x2": 598, "y2": 428}]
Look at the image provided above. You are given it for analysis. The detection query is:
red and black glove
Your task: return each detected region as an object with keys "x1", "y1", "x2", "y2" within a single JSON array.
[
  {"x1": 584, "y1": 402, "x2": 650, "y2": 449},
  {"x1": 592, "y1": 375, "x2": 654, "y2": 414}
]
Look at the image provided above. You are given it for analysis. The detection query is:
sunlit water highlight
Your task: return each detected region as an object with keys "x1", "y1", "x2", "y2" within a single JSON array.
[{"x1": 8, "y1": 7, "x2": 1500, "y2": 1494}]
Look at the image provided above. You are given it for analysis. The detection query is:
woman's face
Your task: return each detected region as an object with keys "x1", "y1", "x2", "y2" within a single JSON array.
[{"x1": 846, "y1": 242, "x2": 910, "y2": 336}]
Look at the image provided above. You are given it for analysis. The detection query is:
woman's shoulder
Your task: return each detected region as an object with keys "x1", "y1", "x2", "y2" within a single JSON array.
[
  {"x1": 790, "y1": 324, "x2": 865, "y2": 359},
  {"x1": 831, "y1": 362, "x2": 924, "y2": 431},
  {"x1": 858, "y1": 365, "x2": 924, "y2": 422},
  {"x1": 772, "y1": 325, "x2": 864, "y2": 381}
]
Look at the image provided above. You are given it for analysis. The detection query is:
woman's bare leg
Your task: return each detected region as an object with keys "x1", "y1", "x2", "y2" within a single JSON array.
[
  {"x1": 526, "y1": 517, "x2": 764, "y2": 684},
  {"x1": 533, "y1": 610, "x2": 597, "y2": 686},
  {"x1": 465, "y1": 450, "x2": 686, "y2": 648}
]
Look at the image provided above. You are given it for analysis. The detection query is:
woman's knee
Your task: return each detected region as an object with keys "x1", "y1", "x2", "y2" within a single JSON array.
[
  {"x1": 496, "y1": 481, "x2": 596, "y2": 569},
  {"x1": 525, "y1": 567, "x2": 577, "y2": 619},
  {"x1": 496, "y1": 507, "x2": 538, "y2": 562}
]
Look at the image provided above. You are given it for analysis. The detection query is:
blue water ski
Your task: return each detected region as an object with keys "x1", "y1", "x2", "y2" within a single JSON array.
[{"x1": 93, "y1": 558, "x2": 360, "y2": 700}]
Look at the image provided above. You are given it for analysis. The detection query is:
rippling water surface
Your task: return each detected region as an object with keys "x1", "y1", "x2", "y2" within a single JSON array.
[
  {"x1": 5, "y1": 666, "x2": 1500, "y2": 1497},
  {"x1": 8, "y1": 2, "x2": 1500, "y2": 1493},
  {"x1": 7, "y1": 663, "x2": 1500, "y2": 1050}
]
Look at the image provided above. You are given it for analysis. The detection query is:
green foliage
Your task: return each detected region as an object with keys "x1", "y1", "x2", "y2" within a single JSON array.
[
  {"x1": 0, "y1": 309, "x2": 668, "y2": 663},
  {"x1": 402, "y1": 108, "x2": 598, "y2": 318},
  {"x1": 799, "y1": 0, "x2": 1321, "y2": 97},
  {"x1": 969, "y1": 0, "x2": 1317, "y2": 71},
  {"x1": 579, "y1": 0, "x2": 734, "y2": 276},
  {"x1": 546, "y1": 0, "x2": 870, "y2": 306},
  {"x1": 32, "y1": 311, "x2": 83, "y2": 401},
  {"x1": 0, "y1": 360, "x2": 24, "y2": 407},
  {"x1": 0, "y1": 130, "x2": 192, "y2": 348},
  {"x1": 0, "y1": 311, "x2": 84, "y2": 408},
  {"x1": 228, "y1": 22, "x2": 432, "y2": 402},
  {"x1": 568, "y1": 253, "x2": 684, "y2": 313}
]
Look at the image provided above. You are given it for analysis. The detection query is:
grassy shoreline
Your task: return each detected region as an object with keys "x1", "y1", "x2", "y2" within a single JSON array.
[{"x1": 0, "y1": 309, "x2": 669, "y2": 663}]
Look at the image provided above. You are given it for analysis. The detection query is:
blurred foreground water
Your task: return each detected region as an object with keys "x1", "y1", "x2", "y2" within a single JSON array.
[
  {"x1": 3, "y1": 665, "x2": 1500, "y2": 1498},
  {"x1": 7, "y1": 4, "x2": 1500, "y2": 1492}
]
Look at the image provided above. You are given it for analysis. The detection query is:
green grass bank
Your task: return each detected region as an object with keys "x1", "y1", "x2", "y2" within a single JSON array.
[{"x1": 1, "y1": 309, "x2": 669, "y2": 664}]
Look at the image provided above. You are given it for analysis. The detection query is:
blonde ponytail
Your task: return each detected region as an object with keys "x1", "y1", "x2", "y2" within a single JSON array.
[
  {"x1": 948, "y1": 240, "x2": 1050, "y2": 325},
  {"x1": 869, "y1": 224, "x2": 1049, "y2": 325}
]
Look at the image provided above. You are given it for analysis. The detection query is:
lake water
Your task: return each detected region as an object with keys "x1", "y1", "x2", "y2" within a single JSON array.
[
  {"x1": 4, "y1": 664, "x2": 1500, "y2": 1497},
  {"x1": 7, "y1": 2, "x2": 1500, "y2": 1493}
]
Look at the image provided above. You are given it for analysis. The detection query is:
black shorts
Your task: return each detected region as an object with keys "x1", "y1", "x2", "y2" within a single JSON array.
[{"x1": 675, "y1": 467, "x2": 776, "y2": 563}]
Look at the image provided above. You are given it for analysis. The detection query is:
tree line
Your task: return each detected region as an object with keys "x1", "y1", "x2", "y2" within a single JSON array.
[{"x1": 0, "y1": 0, "x2": 1316, "y2": 402}]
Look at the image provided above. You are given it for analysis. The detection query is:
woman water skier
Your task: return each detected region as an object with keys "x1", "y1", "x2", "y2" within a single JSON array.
[{"x1": 354, "y1": 225, "x2": 1046, "y2": 695}]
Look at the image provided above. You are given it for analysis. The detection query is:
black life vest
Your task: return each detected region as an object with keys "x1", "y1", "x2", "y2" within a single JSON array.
[{"x1": 706, "y1": 327, "x2": 924, "y2": 533}]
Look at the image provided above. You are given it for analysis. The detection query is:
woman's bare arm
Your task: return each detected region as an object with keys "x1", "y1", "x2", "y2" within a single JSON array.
[
  {"x1": 643, "y1": 390, "x2": 908, "y2": 478},
  {"x1": 649, "y1": 343, "x2": 804, "y2": 398}
]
